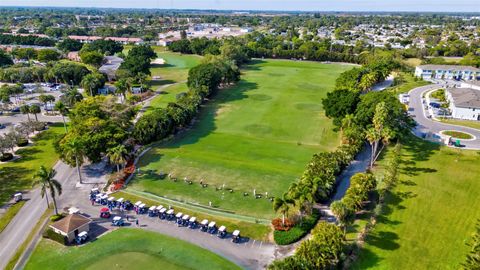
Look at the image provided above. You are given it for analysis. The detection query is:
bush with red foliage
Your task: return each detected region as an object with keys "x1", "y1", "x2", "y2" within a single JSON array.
[{"x1": 272, "y1": 218, "x2": 294, "y2": 231}]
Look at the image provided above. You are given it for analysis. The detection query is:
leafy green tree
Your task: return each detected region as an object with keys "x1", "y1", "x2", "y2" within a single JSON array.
[
  {"x1": 29, "y1": 104, "x2": 41, "y2": 121},
  {"x1": 0, "y1": 50, "x2": 13, "y2": 67},
  {"x1": 330, "y1": 200, "x2": 355, "y2": 232},
  {"x1": 322, "y1": 89, "x2": 360, "y2": 127},
  {"x1": 57, "y1": 38, "x2": 83, "y2": 52},
  {"x1": 37, "y1": 49, "x2": 60, "y2": 62},
  {"x1": 33, "y1": 166, "x2": 62, "y2": 215},
  {"x1": 48, "y1": 61, "x2": 91, "y2": 85},
  {"x1": 80, "y1": 51, "x2": 104, "y2": 67}
]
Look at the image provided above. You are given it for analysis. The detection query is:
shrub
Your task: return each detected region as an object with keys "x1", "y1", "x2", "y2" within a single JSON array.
[
  {"x1": 271, "y1": 218, "x2": 294, "y2": 231},
  {"x1": 0, "y1": 153, "x2": 13, "y2": 162},
  {"x1": 16, "y1": 138, "x2": 29, "y2": 147},
  {"x1": 274, "y1": 210, "x2": 320, "y2": 245},
  {"x1": 50, "y1": 214, "x2": 65, "y2": 222},
  {"x1": 43, "y1": 228, "x2": 67, "y2": 245}
]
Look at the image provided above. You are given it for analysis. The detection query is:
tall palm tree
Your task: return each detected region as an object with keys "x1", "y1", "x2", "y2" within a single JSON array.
[
  {"x1": 106, "y1": 145, "x2": 128, "y2": 172},
  {"x1": 273, "y1": 193, "x2": 294, "y2": 226},
  {"x1": 64, "y1": 138, "x2": 85, "y2": 184},
  {"x1": 54, "y1": 101, "x2": 69, "y2": 133},
  {"x1": 33, "y1": 166, "x2": 62, "y2": 215},
  {"x1": 365, "y1": 128, "x2": 380, "y2": 168},
  {"x1": 114, "y1": 79, "x2": 129, "y2": 103}
]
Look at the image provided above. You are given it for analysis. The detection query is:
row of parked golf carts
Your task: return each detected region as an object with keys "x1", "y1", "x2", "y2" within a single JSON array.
[{"x1": 90, "y1": 189, "x2": 241, "y2": 243}]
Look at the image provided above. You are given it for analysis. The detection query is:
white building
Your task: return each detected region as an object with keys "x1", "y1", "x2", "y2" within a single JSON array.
[
  {"x1": 446, "y1": 87, "x2": 480, "y2": 120},
  {"x1": 415, "y1": 65, "x2": 480, "y2": 81}
]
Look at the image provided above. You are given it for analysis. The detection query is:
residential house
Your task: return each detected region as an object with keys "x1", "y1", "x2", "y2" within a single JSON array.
[{"x1": 415, "y1": 65, "x2": 480, "y2": 81}]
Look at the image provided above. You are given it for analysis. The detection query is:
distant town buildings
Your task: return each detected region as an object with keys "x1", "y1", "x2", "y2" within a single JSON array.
[
  {"x1": 415, "y1": 65, "x2": 480, "y2": 81},
  {"x1": 67, "y1": 35, "x2": 144, "y2": 45}
]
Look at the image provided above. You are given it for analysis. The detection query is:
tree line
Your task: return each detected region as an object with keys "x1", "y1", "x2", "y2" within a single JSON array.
[
  {"x1": 133, "y1": 55, "x2": 240, "y2": 145},
  {"x1": 0, "y1": 34, "x2": 55, "y2": 47}
]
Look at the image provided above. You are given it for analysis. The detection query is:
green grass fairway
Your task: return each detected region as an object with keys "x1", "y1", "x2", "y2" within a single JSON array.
[
  {"x1": 440, "y1": 118, "x2": 480, "y2": 131},
  {"x1": 0, "y1": 123, "x2": 64, "y2": 206},
  {"x1": 25, "y1": 229, "x2": 240, "y2": 270},
  {"x1": 146, "y1": 48, "x2": 201, "y2": 111},
  {"x1": 130, "y1": 60, "x2": 351, "y2": 219},
  {"x1": 352, "y1": 137, "x2": 480, "y2": 269}
]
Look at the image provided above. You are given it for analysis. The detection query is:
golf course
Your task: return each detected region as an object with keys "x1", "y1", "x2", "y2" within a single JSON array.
[
  {"x1": 25, "y1": 229, "x2": 241, "y2": 270},
  {"x1": 352, "y1": 137, "x2": 480, "y2": 269},
  {"x1": 129, "y1": 59, "x2": 352, "y2": 219}
]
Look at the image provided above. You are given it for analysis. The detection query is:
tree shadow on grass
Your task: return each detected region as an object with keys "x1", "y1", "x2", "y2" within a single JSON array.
[
  {"x1": 402, "y1": 135, "x2": 440, "y2": 162},
  {"x1": 155, "y1": 80, "x2": 259, "y2": 152},
  {"x1": 364, "y1": 230, "x2": 400, "y2": 251},
  {"x1": 0, "y1": 166, "x2": 32, "y2": 204}
]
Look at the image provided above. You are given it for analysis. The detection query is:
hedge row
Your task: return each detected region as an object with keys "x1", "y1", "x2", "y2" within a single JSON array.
[{"x1": 274, "y1": 210, "x2": 320, "y2": 245}]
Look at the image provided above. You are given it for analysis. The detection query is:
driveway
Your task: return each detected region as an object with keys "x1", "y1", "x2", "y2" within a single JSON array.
[{"x1": 408, "y1": 84, "x2": 480, "y2": 149}]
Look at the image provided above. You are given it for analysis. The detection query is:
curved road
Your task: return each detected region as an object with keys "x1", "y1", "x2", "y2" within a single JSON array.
[{"x1": 409, "y1": 84, "x2": 480, "y2": 149}]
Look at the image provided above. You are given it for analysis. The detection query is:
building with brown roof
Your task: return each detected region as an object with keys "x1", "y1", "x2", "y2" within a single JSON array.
[{"x1": 49, "y1": 213, "x2": 91, "y2": 242}]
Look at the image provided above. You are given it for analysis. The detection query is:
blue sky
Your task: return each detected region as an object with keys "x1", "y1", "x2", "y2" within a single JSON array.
[{"x1": 0, "y1": 0, "x2": 479, "y2": 12}]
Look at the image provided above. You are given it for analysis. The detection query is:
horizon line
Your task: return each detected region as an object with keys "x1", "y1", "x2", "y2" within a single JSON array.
[{"x1": 1, "y1": 5, "x2": 480, "y2": 14}]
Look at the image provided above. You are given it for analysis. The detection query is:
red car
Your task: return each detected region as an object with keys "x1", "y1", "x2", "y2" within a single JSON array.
[{"x1": 100, "y1": 208, "x2": 111, "y2": 218}]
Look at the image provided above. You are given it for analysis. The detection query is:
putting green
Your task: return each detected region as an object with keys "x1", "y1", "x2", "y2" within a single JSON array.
[
  {"x1": 25, "y1": 229, "x2": 240, "y2": 270},
  {"x1": 130, "y1": 59, "x2": 352, "y2": 219}
]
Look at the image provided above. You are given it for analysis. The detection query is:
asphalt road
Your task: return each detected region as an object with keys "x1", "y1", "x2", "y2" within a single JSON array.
[
  {"x1": 408, "y1": 84, "x2": 480, "y2": 149},
  {"x1": 0, "y1": 161, "x2": 75, "y2": 270}
]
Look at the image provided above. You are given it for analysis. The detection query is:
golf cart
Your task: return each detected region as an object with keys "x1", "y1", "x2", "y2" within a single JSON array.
[
  {"x1": 188, "y1": 217, "x2": 197, "y2": 229},
  {"x1": 100, "y1": 194, "x2": 108, "y2": 205},
  {"x1": 217, "y1": 225, "x2": 227, "y2": 238},
  {"x1": 175, "y1": 212, "x2": 183, "y2": 225},
  {"x1": 134, "y1": 201, "x2": 142, "y2": 212},
  {"x1": 123, "y1": 200, "x2": 133, "y2": 210},
  {"x1": 75, "y1": 231, "x2": 88, "y2": 245},
  {"x1": 95, "y1": 193, "x2": 103, "y2": 204},
  {"x1": 138, "y1": 203, "x2": 147, "y2": 214},
  {"x1": 158, "y1": 208, "x2": 167, "y2": 219},
  {"x1": 107, "y1": 196, "x2": 115, "y2": 207},
  {"x1": 166, "y1": 209, "x2": 175, "y2": 220},
  {"x1": 116, "y1": 198, "x2": 124, "y2": 208},
  {"x1": 112, "y1": 216, "x2": 124, "y2": 226},
  {"x1": 232, "y1": 230, "x2": 241, "y2": 243},
  {"x1": 148, "y1": 206, "x2": 157, "y2": 217},
  {"x1": 208, "y1": 221, "x2": 217, "y2": 234},
  {"x1": 181, "y1": 215, "x2": 190, "y2": 226},
  {"x1": 14, "y1": 193, "x2": 22, "y2": 203},
  {"x1": 89, "y1": 188, "x2": 99, "y2": 200},
  {"x1": 200, "y1": 219, "x2": 209, "y2": 232},
  {"x1": 100, "y1": 207, "x2": 111, "y2": 218}
]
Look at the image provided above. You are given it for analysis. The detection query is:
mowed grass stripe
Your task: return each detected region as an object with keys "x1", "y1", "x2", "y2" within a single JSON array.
[{"x1": 131, "y1": 59, "x2": 351, "y2": 219}]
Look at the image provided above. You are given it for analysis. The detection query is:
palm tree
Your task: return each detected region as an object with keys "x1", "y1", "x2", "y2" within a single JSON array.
[
  {"x1": 273, "y1": 193, "x2": 294, "y2": 227},
  {"x1": 114, "y1": 78, "x2": 129, "y2": 103},
  {"x1": 54, "y1": 101, "x2": 69, "y2": 133},
  {"x1": 20, "y1": 104, "x2": 31, "y2": 121},
  {"x1": 63, "y1": 88, "x2": 83, "y2": 107},
  {"x1": 64, "y1": 138, "x2": 85, "y2": 184},
  {"x1": 365, "y1": 128, "x2": 380, "y2": 168},
  {"x1": 33, "y1": 166, "x2": 62, "y2": 215},
  {"x1": 29, "y1": 104, "x2": 41, "y2": 122},
  {"x1": 106, "y1": 145, "x2": 128, "y2": 172}
]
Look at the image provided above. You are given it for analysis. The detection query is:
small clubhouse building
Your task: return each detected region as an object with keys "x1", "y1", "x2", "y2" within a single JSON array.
[
  {"x1": 415, "y1": 65, "x2": 480, "y2": 81},
  {"x1": 49, "y1": 213, "x2": 92, "y2": 243}
]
